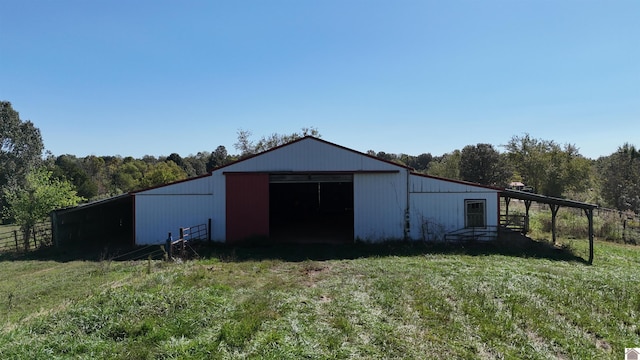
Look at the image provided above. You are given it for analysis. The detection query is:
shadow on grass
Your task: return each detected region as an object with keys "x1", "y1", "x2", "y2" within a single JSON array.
[
  {"x1": 0, "y1": 243, "x2": 135, "y2": 262},
  {"x1": 198, "y1": 237, "x2": 589, "y2": 264},
  {"x1": 0, "y1": 236, "x2": 589, "y2": 265}
]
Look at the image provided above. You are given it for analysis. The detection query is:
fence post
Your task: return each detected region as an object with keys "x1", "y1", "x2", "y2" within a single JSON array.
[
  {"x1": 208, "y1": 218, "x2": 212, "y2": 243},
  {"x1": 165, "y1": 232, "x2": 173, "y2": 260},
  {"x1": 14, "y1": 230, "x2": 19, "y2": 251},
  {"x1": 33, "y1": 228, "x2": 38, "y2": 249}
]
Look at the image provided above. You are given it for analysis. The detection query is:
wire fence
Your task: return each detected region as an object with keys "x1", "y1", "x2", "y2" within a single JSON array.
[
  {"x1": 109, "y1": 245, "x2": 167, "y2": 261},
  {"x1": 0, "y1": 221, "x2": 52, "y2": 253},
  {"x1": 502, "y1": 199, "x2": 640, "y2": 244}
]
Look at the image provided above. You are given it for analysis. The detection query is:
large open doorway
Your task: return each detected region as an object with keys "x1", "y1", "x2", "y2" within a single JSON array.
[{"x1": 269, "y1": 174, "x2": 354, "y2": 243}]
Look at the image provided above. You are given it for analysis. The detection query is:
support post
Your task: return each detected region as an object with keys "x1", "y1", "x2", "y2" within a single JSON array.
[
  {"x1": 179, "y1": 228, "x2": 185, "y2": 256},
  {"x1": 14, "y1": 230, "x2": 19, "y2": 251},
  {"x1": 550, "y1": 204, "x2": 560, "y2": 245},
  {"x1": 585, "y1": 208, "x2": 594, "y2": 265},
  {"x1": 505, "y1": 197, "x2": 510, "y2": 216},
  {"x1": 165, "y1": 232, "x2": 173, "y2": 260},
  {"x1": 208, "y1": 218, "x2": 212, "y2": 243},
  {"x1": 52, "y1": 211, "x2": 59, "y2": 248},
  {"x1": 524, "y1": 200, "x2": 532, "y2": 234}
]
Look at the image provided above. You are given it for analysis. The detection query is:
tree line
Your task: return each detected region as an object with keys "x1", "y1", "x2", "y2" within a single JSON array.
[
  {"x1": 370, "y1": 136, "x2": 639, "y2": 214},
  {"x1": 2, "y1": 101, "x2": 639, "y2": 245}
]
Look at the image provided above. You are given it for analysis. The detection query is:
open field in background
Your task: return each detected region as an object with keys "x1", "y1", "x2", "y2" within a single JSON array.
[
  {"x1": 505, "y1": 200, "x2": 640, "y2": 244},
  {"x1": 0, "y1": 222, "x2": 52, "y2": 252},
  {"x1": 1, "y1": 237, "x2": 639, "y2": 359}
]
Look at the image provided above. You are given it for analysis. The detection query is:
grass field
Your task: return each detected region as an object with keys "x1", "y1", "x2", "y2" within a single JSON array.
[{"x1": 0, "y1": 237, "x2": 639, "y2": 359}]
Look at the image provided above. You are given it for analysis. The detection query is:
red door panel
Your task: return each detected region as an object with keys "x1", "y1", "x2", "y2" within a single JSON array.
[{"x1": 226, "y1": 173, "x2": 269, "y2": 243}]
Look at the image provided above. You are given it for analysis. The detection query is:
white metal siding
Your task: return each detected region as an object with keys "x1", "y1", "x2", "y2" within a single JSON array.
[
  {"x1": 134, "y1": 172, "x2": 217, "y2": 245},
  {"x1": 135, "y1": 194, "x2": 216, "y2": 245},
  {"x1": 353, "y1": 173, "x2": 406, "y2": 241},
  {"x1": 409, "y1": 174, "x2": 499, "y2": 241}
]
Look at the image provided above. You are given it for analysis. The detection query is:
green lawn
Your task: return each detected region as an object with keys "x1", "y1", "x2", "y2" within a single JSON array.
[{"x1": 0, "y1": 238, "x2": 639, "y2": 359}]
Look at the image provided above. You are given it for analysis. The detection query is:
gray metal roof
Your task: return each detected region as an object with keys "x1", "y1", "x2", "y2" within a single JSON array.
[
  {"x1": 501, "y1": 189, "x2": 598, "y2": 210},
  {"x1": 52, "y1": 193, "x2": 132, "y2": 215}
]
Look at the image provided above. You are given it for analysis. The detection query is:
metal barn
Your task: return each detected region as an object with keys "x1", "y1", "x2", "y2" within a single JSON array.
[{"x1": 133, "y1": 137, "x2": 501, "y2": 245}]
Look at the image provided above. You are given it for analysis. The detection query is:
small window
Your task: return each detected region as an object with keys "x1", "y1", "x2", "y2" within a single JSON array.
[{"x1": 465, "y1": 200, "x2": 486, "y2": 228}]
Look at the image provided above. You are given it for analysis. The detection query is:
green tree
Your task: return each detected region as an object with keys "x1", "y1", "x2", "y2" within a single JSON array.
[
  {"x1": 2, "y1": 168, "x2": 83, "y2": 250},
  {"x1": 460, "y1": 143, "x2": 511, "y2": 186},
  {"x1": 600, "y1": 143, "x2": 640, "y2": 212},
  {"x1": 427, "y1": 150, "x2": 461, "y2": 180},
  {"x1": 53, "y1": 155, "x2": 98, "y2": 199},
  {"x1": 504, "y1": 134, "x2": 590, "y2": 197},
  {"x1": 82, "y1": 155, "x2": 108, "y2": 196},
  {"x1": 184, "y1": 153, "x2": 208, "y2": 176},
  {"x1": 0, "y1": 101, "x2": 44, "y2": 220},
  {"x1": 207, "y1": 145, "x2": 230, "y2": 171},
  {"x1": 112, "y1": 160, "x2": 147, "y2": 192},
  {"x1": 234, "y1": 127, "x2": 320, "y2": 156},
  {"x1": 140, "y1": 161, "x2": 187, "y2": 188},
  {"x1": 408, "y1": 153, "x2": 433, "y2": 173},
  {"x1": 166, "y1": 153, "x2": 198, "y2": 177}
]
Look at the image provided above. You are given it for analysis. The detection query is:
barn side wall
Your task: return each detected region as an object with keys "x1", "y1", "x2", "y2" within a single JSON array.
[
  {"x1": 134, "y1": 176, "x2": 217, "y2": 245},
  {"x1": 134, "y1": 194, "x2": 215, "y2": 245},
  {"x1": 408, "y1": 174, "x2": 499, "y2": 241}
]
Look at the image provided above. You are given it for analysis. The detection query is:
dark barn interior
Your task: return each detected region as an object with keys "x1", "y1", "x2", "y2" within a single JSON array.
[
  {"x1": 52, "y1": 194, "x2": 133, "y2": 248},
  {"x1": 269, "y1": 175, "x2": 353, "y2": 243}
]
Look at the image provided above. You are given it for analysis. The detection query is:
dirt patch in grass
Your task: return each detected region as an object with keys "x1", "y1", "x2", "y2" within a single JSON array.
[{"x1": 300, "y1": 261, "x2": 330, "y2": 288}]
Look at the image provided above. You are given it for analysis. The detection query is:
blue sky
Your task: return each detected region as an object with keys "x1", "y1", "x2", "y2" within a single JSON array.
[{"x1": 1, "y1": 1, "x2": 638, "y2": 159}]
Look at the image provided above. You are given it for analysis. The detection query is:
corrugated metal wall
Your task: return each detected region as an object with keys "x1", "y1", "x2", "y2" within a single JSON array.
[
  {"x1": 134, "y1": 175, "x2": 216, "y2": 245},
  {"x1": 353, "y1": 173, "x2": 406, "y2": 241},
  {"x1": 409, "y1": 174, "x2": 499, "y2": 241},
  {"x1": 134, "y1": 194, "x2": 214, "y2": 245}
]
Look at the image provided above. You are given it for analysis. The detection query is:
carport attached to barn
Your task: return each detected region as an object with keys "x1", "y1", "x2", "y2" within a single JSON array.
[
  {"x1": 51, "y1": 194, "x2": 134, "y2": 247},
  {"x1": 501, "y1": 189, "x2": 598, "y2": 264}
]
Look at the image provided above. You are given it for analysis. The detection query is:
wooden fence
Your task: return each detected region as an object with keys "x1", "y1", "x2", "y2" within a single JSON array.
[{"x1": 0, "y1": 222, "x2": 52, "y2": 253}]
